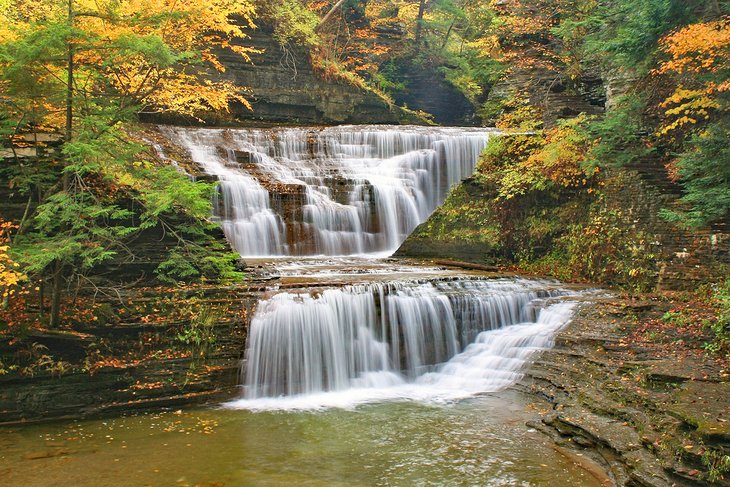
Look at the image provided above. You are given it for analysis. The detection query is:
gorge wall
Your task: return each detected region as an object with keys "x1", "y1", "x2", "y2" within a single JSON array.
[
  {"x1": 396, "y1": 169, "x2": 729, "y2": 291},
  {"x1": 208, "y1": 28, "x2": 423, "y2": 126},
  {"x1": 140, "y1": 26, "x2": 482, "y2": 127}
]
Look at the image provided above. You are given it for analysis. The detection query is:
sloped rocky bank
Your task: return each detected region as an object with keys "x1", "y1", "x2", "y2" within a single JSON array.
[{"x1": 516, "y1": 295, "x2": 729, "y2": 486}]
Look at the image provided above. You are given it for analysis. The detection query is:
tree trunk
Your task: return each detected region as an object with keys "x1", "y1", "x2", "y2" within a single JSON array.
[
  {"x1": 65, "y1": 0, "x2": 74, "y2": 151},
  {"x1": 50, "y1": 261, "x2": 63, "y2": 327},
  {"x1": 441, "y1": 18, "x2": 456, "y2": 49},
  {"x1": 39, "y1": 278, "x2": 45, "y2": 320},
  {"x1": 52, "y1": 0, "x2": 74, "y2": 328},
  {"x1": 317, "y1": 0, "x2": 347, "y2": 31},
  {"x1": 414, "y1": 0, "x2": 427, "y2": 46}
]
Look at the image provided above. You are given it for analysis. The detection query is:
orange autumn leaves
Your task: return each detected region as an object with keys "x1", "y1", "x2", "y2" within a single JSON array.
[
  {"x1": 1, "y1": 0, "x2": 258, "y2": 121},
  {"x1": 655, "y1": 17, "x2": 729, "y2": 137},
  {"x1": 657, "y1": 18, "x2": 730, "y2": 76},
  {"x1": 488, "y1": 0, "x2": 590, "y2": 72}
]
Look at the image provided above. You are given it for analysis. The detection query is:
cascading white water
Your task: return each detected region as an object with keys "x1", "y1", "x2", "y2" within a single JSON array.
[
  {"x1": 228, "y1": 279, "x2": 577, "y2": 410},
  {"x1": 161, "y1": 124, "x2": 581, "y2": 411},
  {"x1": 162, "y1": 125, "x2": 494, "y2": 257}
]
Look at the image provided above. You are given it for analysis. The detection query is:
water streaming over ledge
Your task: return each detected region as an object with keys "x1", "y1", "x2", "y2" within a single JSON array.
[
  {"x1": 162, "y1": 125, "x2": 495, "y2": 257},
  {"x1": 161, "y1": 124, "x2": 581, "y2": 410},
  {"x1": 227, "y1": 278, "x2": 579, "y2": 410}
]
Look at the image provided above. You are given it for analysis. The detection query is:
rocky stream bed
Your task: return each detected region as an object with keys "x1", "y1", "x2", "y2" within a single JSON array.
[{"x1": 519, "y1": 295, "x2": 730, "y2": 486}]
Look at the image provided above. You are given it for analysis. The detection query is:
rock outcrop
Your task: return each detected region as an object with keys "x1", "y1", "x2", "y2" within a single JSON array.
[
  {"x1": 484, "y1": 66, "x2": 605, "y2": 127},
  {"x1": 214, "y1": 27, "x2": 424, "y2": 126},
  {"x1": 517, "y1": 296, "x2": 730, "y2": 486},
  {"x1": 0, "y1": 284, "x2": 261, "y2": 424},
  {"x1": 397, "y1": 168, "x2": 729, "y2": 291},
  {"x1": 392, "y1": 60, "x2": 479, "y2": 126}
]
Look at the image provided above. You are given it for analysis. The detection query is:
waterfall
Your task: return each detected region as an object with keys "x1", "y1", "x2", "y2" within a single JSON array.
[
  {"x1": 162, "y1": 125, "x2": 494, "y2": 257},
  {"x1": 228, "y1": 279, "x2": 577, "y2": 410},
  {"x1": 160, "y1": 124, "x2": 581, "y2": 411}
]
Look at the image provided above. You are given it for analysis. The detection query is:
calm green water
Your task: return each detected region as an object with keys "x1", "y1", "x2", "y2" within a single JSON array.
[{"x1": 1, "y1": 391, "x2": 604, "y2": 486}]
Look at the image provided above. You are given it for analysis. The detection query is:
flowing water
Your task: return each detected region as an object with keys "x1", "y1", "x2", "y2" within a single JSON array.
[
  {"x1": 1, "y1": 392, "x2": 606, "y2": 486},
  {"x1": 163, "y1": 125, "x2": 494, "y2": 257},
  {"x1": 2, "y1": 126, "x2": 604, "y2": 485},
  {"x1": 235, "y1": 277, "x2": 575, "y2": 409}
]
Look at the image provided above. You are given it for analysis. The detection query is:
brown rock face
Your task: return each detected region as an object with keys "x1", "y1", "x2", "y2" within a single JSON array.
[{"x1": 218, "y1": 28, "x2": 421, "y2": 126}]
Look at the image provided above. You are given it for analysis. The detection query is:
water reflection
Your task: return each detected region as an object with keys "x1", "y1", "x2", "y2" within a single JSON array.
[{"x1": 2, "y1": 391, "x2": 606, "y2": 486}]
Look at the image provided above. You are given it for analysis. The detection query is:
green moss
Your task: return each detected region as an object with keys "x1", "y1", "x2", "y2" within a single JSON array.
[
  {"x1": 414, "y1": 183, "x2": 501, "y2": 246},
  {"x1": 403, "y1": 156, "x2": 662, "y2": 291}
]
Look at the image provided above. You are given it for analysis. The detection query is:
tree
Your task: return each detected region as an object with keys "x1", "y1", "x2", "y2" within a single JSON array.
[
  {"x1": 414, "y1": 0, "x2": 428, "y2": 46},
  {"x1": 580, "y1": 0, "x2": 697, "y2": 74},
  {"x1": 0, "y1": 0, "x2": 254, "y2": 326},
  {"x1": 655, "y1": 17, "x2": 729, "y2": 136},
  {"x1": 318, "y1": 0, "x2": 348, "y2": 30},
  {"x1": 655, "y1": 17, "x2": 730, "y2": 227}
]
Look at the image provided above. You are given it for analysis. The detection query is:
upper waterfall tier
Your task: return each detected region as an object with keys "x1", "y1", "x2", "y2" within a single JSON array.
[{"x1": 162, "y1": 125, "x2": 495, "y2": 257}]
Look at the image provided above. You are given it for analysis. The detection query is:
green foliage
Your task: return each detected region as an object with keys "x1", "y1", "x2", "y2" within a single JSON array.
[
  {"x1": 259, "y1": 0, "x2": 320, "y2": 47},
  {"x1": 5, "y1": 122, "x2": 242, "y2": 286},
  {"x1": 14, "y1": 191, "x2": 134, "y2": 273},
  {"x1": 156, "y1": 244, "x2": 241, "y2": 285},
  {"x1": 14, "y1": 342, "x2": 72, "y2": 377},
  {"x1": 660, "y1": 119, "x2": 730, "y2": 228},
  {"x1": 498, "y1": 189, "x2": 660, "y2": 292},
  {"x1": 702, "y1": 450, "x2": 730, "y2": 484},
  {"x1": 425, "y1": 1, "x2": 504, "y2": 106},
  {"x1": 305, "y1": 0, "x2": 503, "y2": 115},
  {"x1": 441, "y1": 52, "x2": 504, "y2": 104},
  {"x1": 370, "y1": 60, "x2": 408, "y2": 97},
  {"x1": 583, "y1": 95, "x2": 653, "y2": 171},
  {"x1": 419, "y1": 184, "x2": 502, "y2": 247},
  {"x1": 479, "y1": 106, "x2": 596, "y2": 199},
  {"x1": 552, "y1": 203, "x2": 660, "y2": 291},
  {"x1": 581, "y1": 0, "x2": 697, "y2": 73},
  {"x1": 662, "y1": 310, "x2": 692, "y2": 328},
  {"x1": 175, "y1": 303, "x2": 218, "y2": 363},
  {"x1": 465, "y1": 100, "x2": 662, "y2": 290},
  {"x1": 0, "y1": 0, "x2": 247, "y2": 318},
  {"x1": 701, "y1": 280, "x2": 730, "y2": 358}
]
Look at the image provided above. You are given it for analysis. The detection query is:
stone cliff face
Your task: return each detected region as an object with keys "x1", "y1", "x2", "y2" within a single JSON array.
[
  {"x1": 518, "y1": 297, "x2": 730, "y2": 486},
  {"x1": 392, "y1": 60, "x2": 479, "y2": 126},
  {"x1": 397, "y1": 169, "x2": 729, "y2": 291},
  {"x1": 0, "y1": 284, "x2": 258, "y2": 424},
  {"x1": 217, "y1": 28, "x2": 423, "y2": 126},
  {"x1": 484, "y1": 66, "x2": 605, "y2": 127}
]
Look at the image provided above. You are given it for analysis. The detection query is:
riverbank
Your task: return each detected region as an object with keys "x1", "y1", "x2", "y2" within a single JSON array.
[
  {"x1": 0, "y1": 258, "x2": 540, "y2": 424},
  {"x1": 0, "y1": 283, "x2": 259, "y2": 425},
  {"x1": 517, "y1": 294, "x2": 730, "y2": 486}
]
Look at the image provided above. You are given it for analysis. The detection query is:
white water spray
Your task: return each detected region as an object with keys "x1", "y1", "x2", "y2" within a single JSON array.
[{"x1": 227, "y1": 279, "x2": 577, "y2": 410}]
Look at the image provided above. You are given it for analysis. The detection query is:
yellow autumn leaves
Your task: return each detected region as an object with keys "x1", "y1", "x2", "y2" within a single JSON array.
[
  {"x1": 1, "y1": 0, "x2": 258, "y2": 121},
  {"x1": 656, "y1": 17, "x2": 729, "y2": 137},
  {"x1": 0, "y1": 220, "x2": 24, "y2": 299}
]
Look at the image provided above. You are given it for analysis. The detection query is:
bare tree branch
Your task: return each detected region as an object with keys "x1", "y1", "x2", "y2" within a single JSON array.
[{"x1": 317, "y1": 0, "x2": 347, "y2": 32}]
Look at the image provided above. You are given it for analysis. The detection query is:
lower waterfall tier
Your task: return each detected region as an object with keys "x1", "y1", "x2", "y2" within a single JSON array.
[{"x1": 229, "y1": 278, "x2": 579, "y2": 410}]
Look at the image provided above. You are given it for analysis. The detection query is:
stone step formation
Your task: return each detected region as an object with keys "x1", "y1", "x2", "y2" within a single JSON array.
[{"x1": 162, "y1": 125, "x2": 496, "y2": 257}]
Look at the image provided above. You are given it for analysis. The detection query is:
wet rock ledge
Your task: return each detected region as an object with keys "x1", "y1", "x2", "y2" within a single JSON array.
[
  {"x1": 517, "y1": 297, "x2": 730, "y2": 486},
  {"x1": 0, "y1": 284, "x2": 264, "y2": 425}
]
